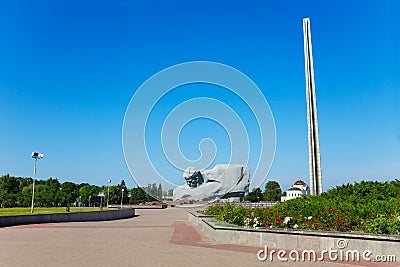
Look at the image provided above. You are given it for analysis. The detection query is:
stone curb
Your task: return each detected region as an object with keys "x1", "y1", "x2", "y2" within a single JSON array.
[
  {"x1": 189, "y1": 211, "x2": 400, "y2": 260},
  {"x1": 0, "y1": 209, "x2": 135, "y2": 227}
]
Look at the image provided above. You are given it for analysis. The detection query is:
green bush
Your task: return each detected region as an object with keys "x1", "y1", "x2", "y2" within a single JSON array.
[
  {"x1": 216, "y1": 202, "x2": 251, "y2": 226},
  {"x1": 202, "y1": 180, "x2": 400, "y2": 235},
  {"x1": 362, "y1": 213, "x2": 400, "y2": 235},
  {"x1": 203, "y1": 205, "x2": 224, "y2": 215}
]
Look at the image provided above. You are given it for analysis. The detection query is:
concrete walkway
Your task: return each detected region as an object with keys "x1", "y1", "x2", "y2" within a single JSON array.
[{"x1": 0, "y1": 208, "x2": 392, "y2": 267}]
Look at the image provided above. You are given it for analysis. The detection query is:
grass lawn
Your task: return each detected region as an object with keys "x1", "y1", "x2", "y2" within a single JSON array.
[{"x1": 0, "y1": 207, "x2": 118, "y2": 216}]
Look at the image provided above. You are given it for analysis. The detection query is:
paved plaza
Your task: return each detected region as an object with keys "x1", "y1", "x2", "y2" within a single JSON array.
[{"x1": 0, "y1": 208, "x2": 395, "y2": 267}]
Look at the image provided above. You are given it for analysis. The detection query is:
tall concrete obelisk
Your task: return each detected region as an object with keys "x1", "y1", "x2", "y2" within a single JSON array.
[{"x1": 303, "y1": 18, "x2": 322, "y2": 195}]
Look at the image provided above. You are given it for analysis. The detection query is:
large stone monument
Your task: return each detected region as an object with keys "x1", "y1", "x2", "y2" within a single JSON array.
[
  {"x1": 173, "y1": 164, "x2": 250, "y2": 202},
  {"x1": 303, "y1": 18, "x2": 323, "y2": 195}
]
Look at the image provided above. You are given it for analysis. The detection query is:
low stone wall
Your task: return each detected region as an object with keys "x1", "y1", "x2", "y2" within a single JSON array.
[
  {"x1": 0, "y1": 209, "x2": 135, "y2": 227},
  {"x1": 189, "y1": 212, "x2": 400, "y2": 259},
  {"x1": 109, "y1": 204, "x2": 167, "y2": 209}
]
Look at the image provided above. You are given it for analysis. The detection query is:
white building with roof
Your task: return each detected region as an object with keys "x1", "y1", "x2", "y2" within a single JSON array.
[{"x1": 280, "y1": 177, "x2": 310, "y2": 202}]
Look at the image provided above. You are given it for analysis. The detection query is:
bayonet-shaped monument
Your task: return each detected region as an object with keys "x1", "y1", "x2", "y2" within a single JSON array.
[{"x1": 303, "y1": 18, "x2": 323, "y2": 195}]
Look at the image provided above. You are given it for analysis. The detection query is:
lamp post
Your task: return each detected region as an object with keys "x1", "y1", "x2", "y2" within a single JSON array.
[
  {"x1": 107, "y1": 179, "x2": 111, "y2": 209},
  {"x1": 99, "y1": 193, "x2": 104, "y2": 209},
  {"x1": 31, "y1": 152, "x2": 44, "y2": 214},
  {"x1": 121, "y1": 188, "x2": 124, "y2": 209},
  {"x1": 89, "y1": 195, "x2": 91, "y2": 207}
]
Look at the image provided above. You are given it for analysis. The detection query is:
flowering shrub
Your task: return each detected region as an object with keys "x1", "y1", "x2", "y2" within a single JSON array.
[
  {"x1": 202, "y1": 180, "x2": 400, "y2": 235},
  {"x1": 214, "y1": 201, "x2": 251, "y2": 226},
  {"x1": 203, "y1": 204, "x2": 224, "y2": 216},
  {"x1": 244, "y1": 217, "x2": 261, "y2": 228},
  {"x1": 362, "y1": 213, "x2": 400, "y2": 235}
]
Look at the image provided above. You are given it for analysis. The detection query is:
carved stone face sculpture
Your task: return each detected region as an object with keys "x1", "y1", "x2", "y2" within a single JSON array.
[
  {"x1": 184, "y1": 171, "x2": 204, "y2": 188},
  {"x1": 174, "y1": 164, "x2": 250, "y2": 202}
]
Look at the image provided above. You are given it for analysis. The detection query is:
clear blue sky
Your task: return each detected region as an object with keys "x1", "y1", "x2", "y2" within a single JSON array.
[{"x1": 0, "y1": 0, "x2": 399, "y2": 192}]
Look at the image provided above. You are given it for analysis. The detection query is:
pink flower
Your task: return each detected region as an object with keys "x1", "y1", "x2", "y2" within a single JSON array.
[{"x1": 293, "y1": 224, "x2": 298, "y2": 229}]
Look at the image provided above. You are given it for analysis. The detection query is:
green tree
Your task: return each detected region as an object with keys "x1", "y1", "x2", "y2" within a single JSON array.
[
  {"x1": 41, "y1": 178, "x2": 61, "y2": 206},
  {"x1": 157, "y1": 183, "x2": 163, "y2": 199},
  {"x1": 56, "y1": 182, "x2": 78, "y2": 210},
  {"x1": 0, "y1": 174, "x2": 20, "y2": 207},
  {"x1": 243, "y1": 188, "x2": 264, "y2": 202},
  {"x1": 151, "y1": 183, "x2": 157, "y2": 197},
  {"x1": 167, "y1": 189, "x2": 173, "y2": 197},
  {"x1": 14, "y1": 177, "x2": 32, "y2": 206},
  {"x1": 129, "y1": 187, "x2": 149, "y2": 204},
  {"x1": 264, "y1": 180, "x2": 282, "y2": 201},
  {"x1": 144, "y1": 183, "x2": 160, "y2": 199},
  {"x1": 146, "y1": 184, "x2": 151, "y2": 195},
  {"x1": 121, "y1": 180, "x2": 129, "y2": 204},
  {"x1": 106, "y1": 186, "x2": 121, "y2": 205},
  {"x1": 19, "y1": 184, "x2": 33, "y2": 207},
  {"x1": 33, "y1": 183, "x2": 47, "y2": 207},
  {"x1": 79, "y1": 184, "x2": 100, "y2": 206}
]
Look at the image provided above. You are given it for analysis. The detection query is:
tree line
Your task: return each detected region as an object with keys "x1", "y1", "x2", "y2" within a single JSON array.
[
  {"x1": 243, "y1": 180, "x2": 282, "y2": 202},
  {"x1": 0, "y1": 174, "x2": 172, "y2": 208}
]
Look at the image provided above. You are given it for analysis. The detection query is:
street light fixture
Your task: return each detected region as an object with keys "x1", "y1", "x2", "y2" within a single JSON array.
[
  {"x1": 98, "y1": 193, "x2": 104, "y2": 209},
  {"x1": 121, "y1": 188, "x2": 124, "y2": 209},
  {"x1": 31, "y1": 152, "x2": 44, "y2": 214},
  {"x1": 107, "y1": 179, "x2": 111, "y2": 209}
]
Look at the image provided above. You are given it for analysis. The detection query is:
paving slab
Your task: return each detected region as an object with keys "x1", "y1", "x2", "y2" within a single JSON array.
[{"x1": 0, "y1": 208, "x2": 390, "y2": 267}]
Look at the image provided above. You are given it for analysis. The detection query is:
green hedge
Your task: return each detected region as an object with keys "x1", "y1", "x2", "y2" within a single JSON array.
[{"x1": 203, "y1": 180, "x2": 400, "y2": 235}]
